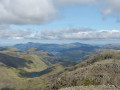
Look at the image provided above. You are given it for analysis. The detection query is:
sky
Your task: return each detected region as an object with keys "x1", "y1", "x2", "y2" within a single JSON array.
[{"x1": 0, "y1": 0, "x2": 120, "y2": 46}]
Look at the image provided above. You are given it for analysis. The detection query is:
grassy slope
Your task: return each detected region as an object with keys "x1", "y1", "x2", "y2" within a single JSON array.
[
  {"x1": 23, "y1": 55, "x2": 48, "y2": 72},
  {"x1": 0, "y1": 62, "x2": 75, "y2": 89},
  {"x1": 49, "y1": 50, "x2": 120, "y2": 89},
  {"x1": 0, "y1": 47, "x2": 51, "y2": 89},
  {"x1": 0, "y1": 47, "x2": 76, "y2": 89},
  {"x1": 1, "y1": 47, "x2": 120, "y2": 89},
  {"x1": 0, "y1": 46, "x2": 20, "y2": 52}
]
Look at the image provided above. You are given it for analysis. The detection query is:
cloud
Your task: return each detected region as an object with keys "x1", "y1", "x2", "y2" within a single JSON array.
[
  {"x1": 0, "y1": 0, "x2": 96, "y2": 25},
  {"x1": 0, "y1": 25, "x2": 32, "y2": 39},
  {"x1": 0, "y1": 0, "x2": 57, "y2": 25},
  {"x1": 0, "y1": 0, "x2": 120, "y2": 25},
  {"x1": 55, "y1": 0, "x2": 120, "y2": 22},
  {"x1": 1, "y1": 26, "x2": 120, "y2": 40},
  {"x1": 93, "y1": 0, "x2": 120, "y2": 21},
  {"x1": 39, "y1": 27, "x2": 93, "y2": 39},
  {"x1": 54, "y1": 0, "x2": 96, "y2": 6},
  {"x1": 29, "y1": 27, "x2": 120, "y2": 40}
]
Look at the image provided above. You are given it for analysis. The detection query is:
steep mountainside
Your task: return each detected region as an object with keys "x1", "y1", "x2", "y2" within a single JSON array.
[
  {"x1": 0, "y1": 46, "x2": 76, "y2": 89},
  {"x1": 0, "y1": 48, "x2": 50, "y2": 71},
  {"x1": 48, "y1": 50, "x2": 120, "y2": 89},
  {"x1": 0, "y1": 47, "x2": 57, "y2": 64},
  {"x1": 0, "y1": 56, "x2": 75, "y2": 89},
  {"x1": 1, "y1": 46, "x2": 120, "y2": 90}
]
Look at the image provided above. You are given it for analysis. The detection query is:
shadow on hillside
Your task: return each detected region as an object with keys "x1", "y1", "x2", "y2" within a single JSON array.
[
  {"x1": 0, "y1": 53, "x2": 33, "y2": 68},
  {"x1": 19, "y1": 62, "x2": 76, "y2": 78},
  {"x1": 19, "y1": 66, "x2": 55, "y2": 78}
]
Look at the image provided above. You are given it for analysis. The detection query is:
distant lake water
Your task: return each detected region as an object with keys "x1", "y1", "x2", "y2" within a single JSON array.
[
  {"x1": 31, "y1": 74, "x2": 40, "y2": 78},
  {"x1": 51, "y1": 52, "x2": 60, "y2": 55}
]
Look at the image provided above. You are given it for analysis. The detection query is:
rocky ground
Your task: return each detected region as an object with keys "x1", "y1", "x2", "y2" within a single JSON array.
[{"x1": 60, "y1": 85, "x2": 119, "y2": 90}]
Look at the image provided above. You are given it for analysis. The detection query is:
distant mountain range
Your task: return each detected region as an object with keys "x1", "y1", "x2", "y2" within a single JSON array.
[
  {"x1": 14, "y1": 42, "x2": 120, "y2": 62},
  {"x1": 14, "y1": 42, "x2": 99, "y2": 62},
  {"x1": 14, "y1": 42, "x2": 94, "y2": 51},
  {"x1": 0, "y1": 43, "x2": 120, "y2": 89},
  {"x1": 14, "y1": 42, "x2": 120, "y2": 51}
]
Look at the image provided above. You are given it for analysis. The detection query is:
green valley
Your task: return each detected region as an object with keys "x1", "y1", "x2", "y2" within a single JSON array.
[{"x1": 0, "y1": 44, "x2": 120, "y2": 90}]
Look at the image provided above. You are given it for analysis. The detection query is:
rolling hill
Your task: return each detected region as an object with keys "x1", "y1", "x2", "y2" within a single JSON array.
[
  {"x1": 0, "y1": 46, "x2": 76, "y2": 89},
  {"x1": 1, "y1": 45, "x2": 120, "y2": 89},
  {"x1": 48, "y1": 50, "x2": 120, "y2": 90},
  {"x1": 14, "y1": 42, "x2": 100, "y2": 62}
]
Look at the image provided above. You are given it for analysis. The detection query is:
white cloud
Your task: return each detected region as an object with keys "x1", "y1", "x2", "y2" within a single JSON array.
[
  {"x1": 54, "y1": 0, "x2": 96, "y2": 6},
  {"x1": 0, "y1": 0, "x2": 96, "y2": 25},
  {"x1": 55, "y1": 0, "x2": 120, "y2": 22},
  {"x1": 1, "y1": 26, "x2": 120, "y2": 40},
  {"x1": 95, "y1": 0, "x2": 120, "y2": 21},
  {"x1": 0, "y1": 25, "x2": 32, "y2": 39},
  {"x1": 0, "y1": 0, "x2": 57, "y2": 25},
  {"x1": 32, "y1": 28, "x2": 120, "y2": 40},
  {"x1": 0, "y1": 0, "x2": 120, "y2": 25}
]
